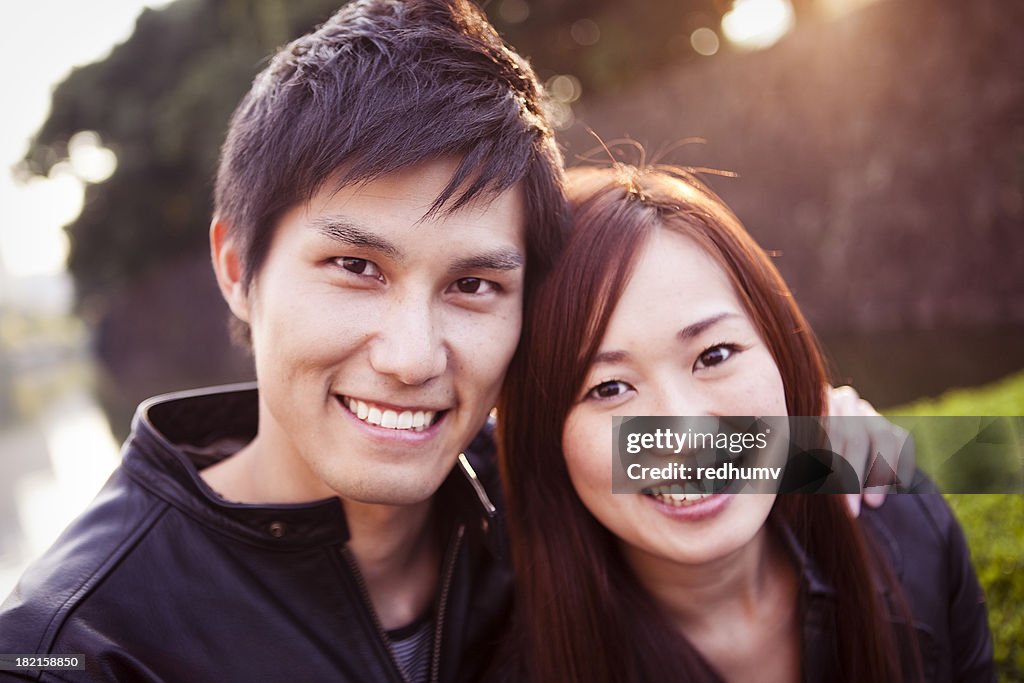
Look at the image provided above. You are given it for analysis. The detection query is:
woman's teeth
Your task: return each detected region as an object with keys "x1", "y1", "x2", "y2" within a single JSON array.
[
  {"x1": 646, "y1": 484, "x2": 713, "y2": 506},
  {"x1": 342, "y1": 397, "x2": 436, "y2": 431}
]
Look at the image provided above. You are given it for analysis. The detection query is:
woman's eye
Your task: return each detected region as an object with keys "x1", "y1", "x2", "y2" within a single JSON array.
[
  {"x1": 695, "y1": 344, "x2": 736, "y2": 370},
  {"x1": 450, "y1": 277, "x2": 498, "y2": 295},
  {"x1": 336, "y1": 257, "x2": 382, "y2": 280},
  {"x1": 585, "y1": 380, "x2": 633, "y2": 401}
]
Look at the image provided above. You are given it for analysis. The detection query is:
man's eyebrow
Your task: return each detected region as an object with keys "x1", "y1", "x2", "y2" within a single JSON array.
[
  {"x1": 677, "y1": 312, "x2": 740, "y2": 341},
  {"x1": 448, "y1": 249, "x2": 524, "y2": 273},
  {"x1": 311, "y1": 217, "x2": 402, "y2": 260}
]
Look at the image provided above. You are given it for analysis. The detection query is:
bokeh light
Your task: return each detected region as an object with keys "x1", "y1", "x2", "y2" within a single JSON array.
[
  {"x1": 570, "y1": 18, "x2": 601, "y2": 46},
  {"x1": 68, "y1": 131, "x2": 117, "y2": 184},
  {"x1": 0, "y1": 170, "x2": 81, "y2": 279},
  {"x1": 547, "y1": 74, "x2": 582, "y2": 104},
  {"x1": 721, "y1": 0, "x2": 795, "y2": 50},
  {"x1": 498, "y1": 0, "x2": 529, "y2": 24},
  {"x1": 690, "y1": 27, "x2": 721, "y2": 56}
]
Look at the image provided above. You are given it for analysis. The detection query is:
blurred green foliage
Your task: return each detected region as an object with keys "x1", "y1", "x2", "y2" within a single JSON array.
[
  {"x1": 883, "y1": 414, "x2": 1023, "y2": 494},
  {"x1": 946, "y1": 493, "x2": 1024, "y2": 682},
  {"x1": 889, "y1": 370, "x2": 1024, "y2": 682},
  {"x1": 893, "y1": 371, "x2": 1024, "y2": 417}
]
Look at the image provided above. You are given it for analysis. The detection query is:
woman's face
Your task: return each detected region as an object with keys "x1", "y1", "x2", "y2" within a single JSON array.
[{"x1": 562, "y1": 227, "x2": 787, "y2": 568}]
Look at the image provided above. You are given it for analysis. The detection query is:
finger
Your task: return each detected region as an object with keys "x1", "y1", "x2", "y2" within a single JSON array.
[
  {"x1": 845, "y1": 492, "x2": 862, "y2": 518},
  {"x1": 827, "y1": 385, "x2": 861, "y2": 416},
  {"x1": 841, "y1": 426, "x2": 870, "y2": 488},
  {"x1": 863, "y1": 491, "x2": 886, "y2": 508},
  {"x1": 863, "y1": 413, "x2": 898, "y2": 486},
  {"x1": 859, "y1": 409, "x2": 916, "y2": 507},
  {"x1": 896, "y1": 426, "x2": 917, "y2": 489},
  {"x1": 856, "y1": 397, "x2": 880, "y2": 418}
]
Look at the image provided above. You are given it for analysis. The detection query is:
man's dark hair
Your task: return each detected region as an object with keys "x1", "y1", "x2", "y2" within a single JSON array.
[{"x1": 214, "y1": 0, "x2": 566, "y2": 326}]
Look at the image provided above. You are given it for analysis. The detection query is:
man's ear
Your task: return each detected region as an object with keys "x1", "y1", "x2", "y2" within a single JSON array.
[{"x1": 210, "y1": 217, "x2": 250, "y2": 323}]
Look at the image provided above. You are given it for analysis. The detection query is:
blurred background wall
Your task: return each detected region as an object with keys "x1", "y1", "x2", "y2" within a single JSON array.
[{"x1": 1, "y1": 0, "x2": 1022, "y2": 674}]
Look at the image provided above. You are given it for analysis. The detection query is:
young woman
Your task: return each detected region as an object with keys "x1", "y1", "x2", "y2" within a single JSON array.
[{"x1": 496, "y1": 164, "x2": 993, "y2": 682}]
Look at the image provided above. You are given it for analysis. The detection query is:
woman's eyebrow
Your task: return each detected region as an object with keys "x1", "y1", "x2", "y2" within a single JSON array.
[
  {"x1": 591, "y1": 313, "x2": 740, "y2": 366},
  {"x1": 677, "y1": 312, "x2": 740, "y2": 341},
  {"x1": 591, "y1": 350, "x2": 629, "y2": 366}
]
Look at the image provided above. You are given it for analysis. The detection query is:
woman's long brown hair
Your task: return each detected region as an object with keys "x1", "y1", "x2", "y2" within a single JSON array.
[{"x1": 498, "y1": 164, "x2": 915, "y2": 682}]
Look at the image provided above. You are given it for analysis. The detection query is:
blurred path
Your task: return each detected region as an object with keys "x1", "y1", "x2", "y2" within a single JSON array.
[{"x1": 0, "y1": 388, "x2": 119, "y2": 600}]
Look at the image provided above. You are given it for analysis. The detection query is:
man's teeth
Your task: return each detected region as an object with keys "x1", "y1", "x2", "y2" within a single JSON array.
[
  {"x1": 342, "y1": 397, "x2": 435, "y2": 431},
  {"x1": 646, "y1": 484, "x2": 713, "y2": 507}
]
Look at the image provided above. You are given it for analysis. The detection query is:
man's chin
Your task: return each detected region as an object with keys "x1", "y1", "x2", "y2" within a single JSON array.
[{"x1": 336, "y1": 479, "x2": 445, "y2": 508}]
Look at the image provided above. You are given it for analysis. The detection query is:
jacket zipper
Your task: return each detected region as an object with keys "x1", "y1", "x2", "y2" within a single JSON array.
[
  {"x1": 430, "y1": 523, "x2": 465, "y2": 683},
  {"x1": 340, "y1": 521, "x2": 466, "y2": 683},
  {"x1": 340, "y1": 544, "x2": 410, "y2": 683}
]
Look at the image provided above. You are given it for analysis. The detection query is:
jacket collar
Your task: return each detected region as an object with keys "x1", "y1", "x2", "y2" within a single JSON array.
[
  {"x1": 773, "y1": 511, "x2": 901, "y2": 600},
  {"x1": 123, "y1": 382, "x2": 500, "y2": 553},
  {"x1": 772, "y1": 517, "x2": 835, "y2": 599}
]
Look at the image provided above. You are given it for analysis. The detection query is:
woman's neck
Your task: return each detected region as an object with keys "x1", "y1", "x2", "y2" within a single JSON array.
[
  {"x1": 623, "y1": 525, "x2": 775, "y2": 626},
  {"x1": 622, "y1": 523, "x2": 801, "y2": 682}
]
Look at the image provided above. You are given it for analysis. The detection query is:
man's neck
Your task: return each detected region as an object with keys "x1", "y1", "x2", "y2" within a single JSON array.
[
  {"x1": 344, "y1": 497, "x2": 441, "y2": 630},
  {"x1": 199, "y1": 430, "x2": 335, "y2": 503},
  {"x1": 200, "y1": 438, "x2": 443, "y2": 631}
]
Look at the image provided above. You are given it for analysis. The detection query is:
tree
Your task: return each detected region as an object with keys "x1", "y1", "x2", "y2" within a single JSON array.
[{"x1": 22, "y1": 0, "x2": 342, "y2": 312}]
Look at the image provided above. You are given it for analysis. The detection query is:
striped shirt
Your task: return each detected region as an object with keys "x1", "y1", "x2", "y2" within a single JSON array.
[{"x1": 387, "y1": 613, "x2": 434, "y2": 683}]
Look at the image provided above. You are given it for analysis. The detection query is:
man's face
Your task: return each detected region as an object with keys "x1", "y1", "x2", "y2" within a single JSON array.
[{"x1": 236, "y1": 158, "x2": 525, "y2": 505}]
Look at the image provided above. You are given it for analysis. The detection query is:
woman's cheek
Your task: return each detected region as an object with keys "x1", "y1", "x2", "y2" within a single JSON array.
[
  {"x1": 726, "y1": 351, "x2": 788, "y2": 416},
  {"x1": 563, "y1": 412, "x2": 610, "y2": 497}
]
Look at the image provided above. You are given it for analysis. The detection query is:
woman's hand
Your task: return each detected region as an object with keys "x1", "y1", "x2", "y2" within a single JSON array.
[{"x1": 826, "y1": 385, "x2": 916, "y2": 516}]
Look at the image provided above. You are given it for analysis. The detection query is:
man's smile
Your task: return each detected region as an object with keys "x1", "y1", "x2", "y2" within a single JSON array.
[{"x1": 338, "y1": 395, "x2": 447, "y2": 432}]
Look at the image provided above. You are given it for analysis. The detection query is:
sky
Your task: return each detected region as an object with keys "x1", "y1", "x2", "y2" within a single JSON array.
[{"x1": 0, "y1": 1, "x2": 173, "y2": 288}]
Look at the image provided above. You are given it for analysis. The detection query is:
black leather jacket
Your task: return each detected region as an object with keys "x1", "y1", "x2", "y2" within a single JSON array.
[
  {"x1": 798, "y1": 491, "x2": 994, "y2": 682},
  {"x1": 0, "y1": 385, "x2": 512, "y2": 682}
]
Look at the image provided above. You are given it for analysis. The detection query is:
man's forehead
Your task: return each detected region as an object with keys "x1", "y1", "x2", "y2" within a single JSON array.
[{"x1": 314, "y1": 157, "x2": 526, "y2": 226}]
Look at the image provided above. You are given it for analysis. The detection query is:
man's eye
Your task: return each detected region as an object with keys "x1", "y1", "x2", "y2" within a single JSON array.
[
  {"x1": 585, "y1": 380, "x2": 633, "y2": 401},
  {"x1": 694, "y1": 344, "x2": 736, "y2": 370},
  {"x1": 336, "y1": 257, "x2": 382, "y2": 280},
  {"x1": 450, "y1": 277, "x2": 498, "y2": 295}
]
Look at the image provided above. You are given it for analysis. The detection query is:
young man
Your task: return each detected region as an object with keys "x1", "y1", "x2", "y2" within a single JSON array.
[
  {"x1": 0, "y1": 1, "x2": 903, "y2": 681},
  {"x1": 0, "y1": 1, "x2": 563, "y2": 681}
]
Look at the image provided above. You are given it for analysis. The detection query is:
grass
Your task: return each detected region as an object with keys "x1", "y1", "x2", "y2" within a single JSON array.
[{"x1": 886, "y1": 369, "x2": 1024, "y2": 682}]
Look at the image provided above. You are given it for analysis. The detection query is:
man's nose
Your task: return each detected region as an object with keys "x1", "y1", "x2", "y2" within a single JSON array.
[{"x1": 369, "y1": 300, "x2": 447, "y2": 385}]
